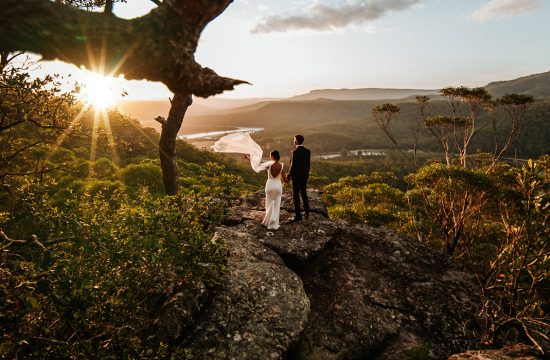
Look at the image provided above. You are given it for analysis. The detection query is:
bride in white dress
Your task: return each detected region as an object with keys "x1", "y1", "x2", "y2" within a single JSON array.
[
  {"x1": 212, "y1": 132, "x2": 288, "y2": 230},
  {"x1": 258, "y1": 150, "x2": 287, "y2": 230}
]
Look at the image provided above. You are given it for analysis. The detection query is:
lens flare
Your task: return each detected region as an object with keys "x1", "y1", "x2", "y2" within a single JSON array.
[{"x1": 80, "y1": 72, "x2": 120, "y2": 110}]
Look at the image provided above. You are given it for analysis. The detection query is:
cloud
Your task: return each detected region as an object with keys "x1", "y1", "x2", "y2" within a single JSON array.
[
  {"x1": 472, "y1": 0, "x2": 540, "y2": 23},
  {"x1": 251, "y1": 0, "x2": 422, "y2": 34}
]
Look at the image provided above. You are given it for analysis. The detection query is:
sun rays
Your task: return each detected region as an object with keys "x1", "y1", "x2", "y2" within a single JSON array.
[
  {"x1": 50, "y1": 78, "x2": 160, "y2": 180},
  {"x1": 44, "y1": 41, "x2": 163, "y2": 180},
  {"x1": 79, "y1": 72, "x2": 119, "y2": 110}
]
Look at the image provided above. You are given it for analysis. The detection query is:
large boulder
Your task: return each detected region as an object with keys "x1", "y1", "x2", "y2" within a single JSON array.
[
  {"x1": 292, "y1": 224, "x2": 480, "y2": 359},
  {"x1": 182, "y1": 227, "x2": 310, "y2": 359},
  {"x1": 225, "y1": 189, "x2": 481, "y2": 359},
  {"x1": 173, "y1": 189, "x2": 482, "y2": 359}
]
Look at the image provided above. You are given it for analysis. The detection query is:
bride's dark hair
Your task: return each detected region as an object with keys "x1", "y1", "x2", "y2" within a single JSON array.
[{"x1": 270, "y1": 150, "x2": 280, "y2": 161}]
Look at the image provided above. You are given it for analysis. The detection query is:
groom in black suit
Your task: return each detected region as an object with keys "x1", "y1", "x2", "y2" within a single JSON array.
[{"x1": 288, "y1": 134, "x2": 310, "y2": 222}]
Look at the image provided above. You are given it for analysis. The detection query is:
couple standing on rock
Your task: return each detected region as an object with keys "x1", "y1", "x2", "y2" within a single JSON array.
[{"x1": 212, "y1": 133, "x2": 311, "y2": 230}]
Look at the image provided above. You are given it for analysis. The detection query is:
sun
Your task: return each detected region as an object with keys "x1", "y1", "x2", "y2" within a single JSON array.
[{"x1": 80, "y1": 72, "x2": 120, "y2": 110}]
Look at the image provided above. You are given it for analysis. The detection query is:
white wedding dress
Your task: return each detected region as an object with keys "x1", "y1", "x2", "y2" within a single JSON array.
[
  {"x1": 212, "y1": 132, "x2": 283, "y2": 230},
  {"x1": 262, "y1": 163, "x2": 284, "y2": 230}
]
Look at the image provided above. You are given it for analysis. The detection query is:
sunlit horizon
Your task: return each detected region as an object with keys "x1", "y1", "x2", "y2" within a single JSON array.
[{"x1": 20, "y1": 0, "x2": 549, "y2": 101}]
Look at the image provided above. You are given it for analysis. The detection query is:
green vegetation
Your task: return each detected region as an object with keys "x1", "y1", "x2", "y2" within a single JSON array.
[
  {"x1": 323, "y1": 86, "x2": 549, "y2": 353},
  {"x1": 485, "y1": 71, "x2": 550, "y2": 98},
  {"x1": 0, "y1": 61, "x2": 254, "y2": 358}
]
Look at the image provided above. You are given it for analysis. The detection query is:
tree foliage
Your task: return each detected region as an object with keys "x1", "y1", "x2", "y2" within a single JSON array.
[
  {"x1": 0, "y1": 63, "x2": 253, "y2": 358},
  {"x1": 1, "y1": 187, "x2": 229, "y2": 358},
  {"x1": 0, "y1": 63, "x2": 77, "y2": 182}
]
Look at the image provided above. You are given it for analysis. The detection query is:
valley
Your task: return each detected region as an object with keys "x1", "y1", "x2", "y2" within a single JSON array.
[{"x1": 119, "y1": 71, "x2": 550, "y2": 161}]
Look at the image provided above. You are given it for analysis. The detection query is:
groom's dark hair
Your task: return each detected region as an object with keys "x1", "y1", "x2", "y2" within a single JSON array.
[{"x1": 295, "y1": 134, "x2": 304, "y2": 145}]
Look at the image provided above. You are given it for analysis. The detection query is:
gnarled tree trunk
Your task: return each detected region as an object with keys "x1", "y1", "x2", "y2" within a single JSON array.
[
  {"x1": 160, "y1": 93, "x2": 193, "y2": 195},
  {"x1": 0, "y1": 0, "x2": 247, "y2": 194}
]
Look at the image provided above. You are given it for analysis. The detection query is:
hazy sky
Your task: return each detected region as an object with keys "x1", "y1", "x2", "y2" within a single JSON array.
[{"x1": 31, "y1": 0, "x2": 550, "y2": 100}]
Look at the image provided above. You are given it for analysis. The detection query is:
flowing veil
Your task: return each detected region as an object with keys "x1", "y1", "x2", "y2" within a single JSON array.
[{"x1": 212, "y1": 132, "x2": 273, "y2": 173}]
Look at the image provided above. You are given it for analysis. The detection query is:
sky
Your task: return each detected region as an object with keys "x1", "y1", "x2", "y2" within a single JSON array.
[{"x1": 30, "y1": 0, "x2": 550, "y2": 100}]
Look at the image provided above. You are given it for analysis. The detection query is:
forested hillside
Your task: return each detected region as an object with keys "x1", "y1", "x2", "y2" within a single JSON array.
[
  {"x1": 485, "y1": 71, "x2": 550, "y2": 98},
  {"x1": 0, "y1": 63, "x2": 266, "y2": 358},
  {"x1": 183, "y1": 96, "x2": 550, "y2": 158}
]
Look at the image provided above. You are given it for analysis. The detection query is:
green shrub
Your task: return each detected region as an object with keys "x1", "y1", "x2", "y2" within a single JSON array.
[
  {"x1": 91, "y1": 157, "x2": 118, "y2": 179},
  {"x1": 119, "y1": 163, "x2": 164, "y2": 195},
  {"x1": 1, "y1": 187, "x2": 228, "y2": 358},
  {"x1": 323, "y1": 173, "x2": 407, "y2": 227}
]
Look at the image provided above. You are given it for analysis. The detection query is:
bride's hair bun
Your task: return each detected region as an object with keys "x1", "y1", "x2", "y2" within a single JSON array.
[{"x1": 270, "y1": 150, "x2": 280, "y2": 161}]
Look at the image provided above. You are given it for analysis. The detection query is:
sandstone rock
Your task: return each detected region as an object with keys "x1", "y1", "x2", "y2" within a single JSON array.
[
  {"x1": 448, "y1": 344, "x2": 542, "y2": 359},
  {"x1": 180, "y1": 189, "x2": 482, "y2": 359},
  {"x1": 225, "y1": 189, "x2": 481, "y2": 359},
  {"x1": 183, "y1": 227, "x2": 310, "y2": 360},
  {"x1": 226, "y1": 189, "x2": 336, "y2": 267},
  {"x1": 292, "y1": 225, "x2": 480, "y2": 360},
  {"x1": 154, "y1": 282, "x2": 208, "y2": 343}
]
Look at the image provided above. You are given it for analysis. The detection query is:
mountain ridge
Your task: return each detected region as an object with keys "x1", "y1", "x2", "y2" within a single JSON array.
[
  {"x1": 120, "y1": 70, "x2": 550, "y2": 156},
  {"x1": 290, "y1": 87, "x2": 439, "y2": 101},
  {"x1": 119, "y1": 70, "x2": 549, "y2": 125},
  {"x1": 484, "y1": 70, "x2": 550, "y2": 98}
]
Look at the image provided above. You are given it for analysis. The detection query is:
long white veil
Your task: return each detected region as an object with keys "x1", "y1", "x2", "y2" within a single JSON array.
[{"x1": 212, "y1": 132, "x2": 273, "y2": 173}]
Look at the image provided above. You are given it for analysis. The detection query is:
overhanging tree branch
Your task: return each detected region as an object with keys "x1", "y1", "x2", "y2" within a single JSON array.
[{"x1": 0, "y1": 0, "x2": 248, "y2": 96}]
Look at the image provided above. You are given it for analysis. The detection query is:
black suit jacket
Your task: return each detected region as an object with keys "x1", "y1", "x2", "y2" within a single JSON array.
[{"x1": 289, "y1": 146, "x2": 310, "y2": 182}]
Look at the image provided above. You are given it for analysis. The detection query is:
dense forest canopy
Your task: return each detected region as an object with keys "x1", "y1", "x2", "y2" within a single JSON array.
[{"x1": 181, "y1": 94, "x2": 550, "y2": 159}]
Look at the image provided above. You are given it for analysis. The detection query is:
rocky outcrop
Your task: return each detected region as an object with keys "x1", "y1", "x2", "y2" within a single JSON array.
[
  {"x1": 448, "y1": 344, "x2": 542, "y2": 359},
  {"x1": 182, "y1": 228, "x2": 310, "y2": 359},
  {"x1": 216, "y1": 189, "x2": 482, "y2": 359},
  {"x1": 293, "y1": 224, "x2": 479, "y2": 359},
  {"x1": 225, "y1": 189, "x2": 336, "y2": 268},
  {"x1": 170, "y1": 189, "x2": 485, "y2": 359}
]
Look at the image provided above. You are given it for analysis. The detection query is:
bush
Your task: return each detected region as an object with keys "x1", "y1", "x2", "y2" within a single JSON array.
[
  {"x1": 119, "y1": 163, "x2": 164, "y2": 195},
  {"x1": 323, "y1": 173, "x2": 407, "y2": 227},
  {"x1": 0, "y1": 186, "x2": 229, "y2": 358},
  {"x1": 91, "y1": 157, "x2": 118, "y2": 179}
]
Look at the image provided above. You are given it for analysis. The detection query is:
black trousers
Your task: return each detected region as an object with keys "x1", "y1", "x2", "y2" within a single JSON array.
[{"x1": 292, "y1": 178, "x2": 310, "y2": 219}]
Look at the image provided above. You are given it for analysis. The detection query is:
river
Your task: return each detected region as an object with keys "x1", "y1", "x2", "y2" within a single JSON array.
[{"x1": 178, "y1": 127, "x2": 264, "y2": 140}]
